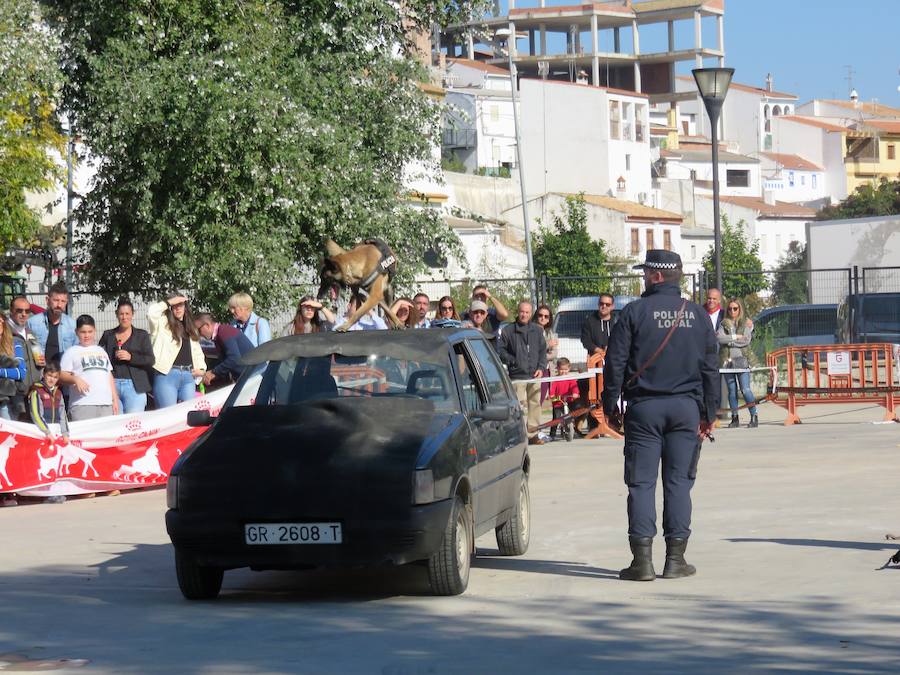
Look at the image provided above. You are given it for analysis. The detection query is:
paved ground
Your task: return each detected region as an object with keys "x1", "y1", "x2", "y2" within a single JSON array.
[{"x1": 1, "y1": 402, "x2": 899, "y2": 674}]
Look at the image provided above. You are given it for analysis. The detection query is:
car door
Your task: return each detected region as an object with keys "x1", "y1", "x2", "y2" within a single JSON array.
[
  {"x1": 466, "y1": 337, "x2": 527, "y2": 519},
  {"x1": 451, "y1": 341, "x2": 499, "y2": 530}
]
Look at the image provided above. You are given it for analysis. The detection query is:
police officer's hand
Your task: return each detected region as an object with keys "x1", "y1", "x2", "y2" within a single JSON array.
[
  {"x1": 607, "y1": 408, "x2": 624, "y2": 433},
  {"x1": 699, "y1": 420, "x2": 715, "y2": 440}
]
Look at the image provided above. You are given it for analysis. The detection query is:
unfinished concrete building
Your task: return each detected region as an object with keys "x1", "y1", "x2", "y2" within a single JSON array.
[{"x1": 439, "y1": 0, "x2": 725, "y2": 106}]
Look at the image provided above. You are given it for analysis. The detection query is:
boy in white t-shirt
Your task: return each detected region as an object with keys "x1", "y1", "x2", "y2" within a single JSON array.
[{"x1": 59, "y1": 315, "x2": 120, "y2": 421}]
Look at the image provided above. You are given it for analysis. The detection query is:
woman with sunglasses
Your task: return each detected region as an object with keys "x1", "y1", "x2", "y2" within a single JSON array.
[
  {"x1": 717, "y1": 297, "x2": 758, "y2": 428},
  {"x1": 148, "y1": 291, "x2": 206, "y2": 408},
  {"x1": 435, "y1": 296, "x2": 460, "y2": 322},
  {"x1": 282, "y1": 296, "x2": 336, "y2": 336},
  {"x1": 533, "y1": 303, "x2": 558, "y2": 404}
]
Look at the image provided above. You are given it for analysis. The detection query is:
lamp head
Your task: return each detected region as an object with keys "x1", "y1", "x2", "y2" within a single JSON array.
[{"x1": 692, "y1": 67, "x2": 735, "y2": 102}]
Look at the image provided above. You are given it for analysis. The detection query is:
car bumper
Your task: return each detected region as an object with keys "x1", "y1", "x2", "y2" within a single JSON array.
[{"x1": 165, "y1": 499, "x2": 453, "y2": 570}]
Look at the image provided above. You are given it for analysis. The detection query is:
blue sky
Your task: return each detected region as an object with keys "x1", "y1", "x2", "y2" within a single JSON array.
[{"x1": 495, "y1": 1, "x2": 900, "y2": 107}]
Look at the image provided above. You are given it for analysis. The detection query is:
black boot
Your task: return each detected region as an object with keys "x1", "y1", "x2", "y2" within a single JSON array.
[
  {"x1": 748, "y1": 414, "x2": 758, "y2": 428},
  {"x1": 619, "y1": 537, "x2": 656, "y2": 581},
  {"x1": 727, "y1": 413, "x2": 739, "y2": 428},
  {"x1": 662, "y1": 538, "x2": 696, "y2": 579}
]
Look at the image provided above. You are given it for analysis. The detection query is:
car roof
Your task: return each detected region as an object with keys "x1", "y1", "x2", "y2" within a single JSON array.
[
  {"x1": 555, "y1": 295, "x2": 639, "y2": 311},
  {"x1": 241, "y1": 328, "x2": 480, "y2": 365},
  {"x1": 755, "y1": 304, "x2": 837, "y2": 319}
]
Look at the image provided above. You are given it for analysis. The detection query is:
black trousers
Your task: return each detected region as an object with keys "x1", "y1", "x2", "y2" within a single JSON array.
[{"x1": 623, "y1": 396, "x2": 701, "y2": 539}]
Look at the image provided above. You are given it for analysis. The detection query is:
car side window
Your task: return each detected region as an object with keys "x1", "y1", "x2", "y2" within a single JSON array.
[
  {"x1": 453, "y1": 344, "x2": 484, "y2": 414},
  {"x1": 467, "y1": 338, "x2": 511, "y2": 401}
]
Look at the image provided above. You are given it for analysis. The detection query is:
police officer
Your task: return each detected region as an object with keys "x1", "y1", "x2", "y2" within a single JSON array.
[{"x1": 602, "y1": 250, "x2": 719, "y2": 581}]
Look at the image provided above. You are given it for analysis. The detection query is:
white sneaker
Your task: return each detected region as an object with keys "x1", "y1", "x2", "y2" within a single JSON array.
[{"x1": 46, "y1": 495, "x2": 66, "y2": 504}]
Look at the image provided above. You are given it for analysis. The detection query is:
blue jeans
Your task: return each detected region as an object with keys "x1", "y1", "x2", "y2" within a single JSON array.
[
  {"x1": 115, "y1": 378, "x2": 147, "y2": 414},
  {"x1": 153, "y1": 368, "x2": 196, "y2": 408},
  {"x1": 726, "y1": 371, "x2": 757, "y2": 415},
  {"x1": 0, "y1": 402, "x2": 10, "y2": 420}
]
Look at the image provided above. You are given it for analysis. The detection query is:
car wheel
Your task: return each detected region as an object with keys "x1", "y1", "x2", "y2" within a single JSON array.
[
  {"x1": 495, "y1": 478, "x2": 530, "y2": 556},
  {"x1": 175, "y1": 549, "x2": 224, "y2": 600},
  {"x1": 427, "y1": 495, "x2": 472, "y2": 596}
]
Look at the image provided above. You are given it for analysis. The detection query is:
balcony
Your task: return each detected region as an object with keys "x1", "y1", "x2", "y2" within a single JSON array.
[{"x1": 441, "y1": 128, "x2": 477, "y2": 149}]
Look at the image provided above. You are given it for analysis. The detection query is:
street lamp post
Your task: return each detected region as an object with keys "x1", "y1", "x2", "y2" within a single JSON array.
[
  {"x1": 495, "y1": 27, "x2": 536, "y2": 299},
  {"x1": 692, "y1": 67, "x2": 734, "y2": 293}
]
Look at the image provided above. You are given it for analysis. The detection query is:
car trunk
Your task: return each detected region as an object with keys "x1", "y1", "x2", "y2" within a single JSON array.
[{"x1": 178, "y1": 397, "x2": 434, "y2": 522}]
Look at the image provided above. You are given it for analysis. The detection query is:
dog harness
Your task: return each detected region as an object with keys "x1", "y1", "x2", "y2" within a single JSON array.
[{"x1": 359, "y1": 238, "x2": 397, "y2": 289}]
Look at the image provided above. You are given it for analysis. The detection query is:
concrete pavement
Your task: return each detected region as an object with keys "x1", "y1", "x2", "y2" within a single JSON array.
[{"x1": 0, "y1": 402, "x2": 898, "y2": 673}]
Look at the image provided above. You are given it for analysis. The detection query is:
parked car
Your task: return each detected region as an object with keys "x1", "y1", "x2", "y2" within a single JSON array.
[
  {"x1": 552, "y1": 295, "x2": 639, "y2": 369},
  {"x1": 166, "y1": 328, "x2": 530, "y2": 600},
  {"x1": 837, "y1": 292, "x2": 900, "y2": 344},
  {"x1": 751, "y1": 303, "x2": 838, "y2": 360}
]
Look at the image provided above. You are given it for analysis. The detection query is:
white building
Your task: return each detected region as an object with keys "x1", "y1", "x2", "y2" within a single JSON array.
[
  {"x1": 696, "y1": 195, "x2": 817, "y2": 270},
  {"x1": 442, "y1": 59, "x2": 517, "y2": 174},
  {"x1": 759, "y1": 152, "x2": 828, "y2": 205},
  {"x1": 660, "y1": 144, "x2": 760, "y2": 198},
  {"x1": 674, "y1": 75, "x2": 798, "y2": 155},
  {"x1": 796, "y1": 98, "x2": 900, "y2": 125},
  {"x1": 769, "y1": 115, "x2": 848, "y2": 204},
  {"x1": 519, "y1": 79, "x2": 651, "y2": 205}
]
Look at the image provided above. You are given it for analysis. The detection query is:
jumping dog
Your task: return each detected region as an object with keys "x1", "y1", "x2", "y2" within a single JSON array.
[{"x1": 317, "y1": 238, "x2": 403, "y2": 331}]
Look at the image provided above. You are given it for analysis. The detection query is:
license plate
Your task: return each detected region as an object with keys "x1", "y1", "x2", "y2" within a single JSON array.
[{"x1": 244, "y1": 523, "x2": 342, "y2": 545}]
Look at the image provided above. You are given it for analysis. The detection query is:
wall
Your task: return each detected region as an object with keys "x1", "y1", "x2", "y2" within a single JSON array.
[
  {"x1": 807, "y1": 215, "x2": 900, "y2": 270},
  {"x1": 664, "y1": 158, "x2": 760, "y2": 198},
  {"x1": 770, "y1": 118, "x2": 848, "y2": 203},
  {"x1": 761, "y1": 168, "x2": 827, "y2": 203}
]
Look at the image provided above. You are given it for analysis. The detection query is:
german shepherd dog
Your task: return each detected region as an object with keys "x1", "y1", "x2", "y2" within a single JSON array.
[{"x1": 317, "y1": 238, "x2": 403, "y2": 331}]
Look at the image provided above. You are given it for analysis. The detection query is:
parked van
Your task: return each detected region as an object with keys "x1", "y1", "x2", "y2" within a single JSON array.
[
  {"x1": 837, "y1": 293, "x2": 900, "y2": 344},
  {"x1": 750, "y1": 304, "x2": 837, "y2": 361},
  {"x1": 552, "y1": 295, "x2": 639, "y2": 369}
]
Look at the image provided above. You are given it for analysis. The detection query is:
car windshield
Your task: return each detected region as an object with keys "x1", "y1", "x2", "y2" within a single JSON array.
[{"x1": 226, "y1": 354, "x2": 457, "y2": 411}]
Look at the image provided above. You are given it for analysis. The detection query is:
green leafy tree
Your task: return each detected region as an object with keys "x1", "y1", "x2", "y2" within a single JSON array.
[
  {"x1": 702, "y1": 214, "x2": 767, "y2": 301},
  {"x1": 817, "y1": 178, "x2": 900, "y2": 220},
  {"x1": 770, "y1": 240, "x2": 808, "y2": 305},
  {"x1": 42, "y1": 0, "x2": 484, "y2": 311},
  {"x1": 0, "y1": 0, "x2": 65, "y2": 251},
  {"x1": 533, "y1": 194, "x2": 611, "y2": 301}
]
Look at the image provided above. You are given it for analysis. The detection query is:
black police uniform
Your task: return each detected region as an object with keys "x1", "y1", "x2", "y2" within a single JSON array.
[{"x1": 602, "y1": 277, "x2": 719, "y2": 542}]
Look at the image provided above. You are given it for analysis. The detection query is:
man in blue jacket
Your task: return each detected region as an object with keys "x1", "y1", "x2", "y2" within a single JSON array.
[
  {"x1": 27, "y1": 282, "x2": 78, "y2": 365},
  {"x1": 194, "y1": 314, "x2": 255, "y2": 389},
  {"x1": 602, "y1": 250, "x2": 719, "y2": 582}
]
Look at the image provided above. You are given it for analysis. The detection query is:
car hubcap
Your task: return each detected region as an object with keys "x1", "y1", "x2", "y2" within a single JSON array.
[
  {"x1": 519, "y1": 484, "x2": 530, "y2": 544},
  {"x1": 456, "y1": 510, "x2": 470, "y2": 578}
]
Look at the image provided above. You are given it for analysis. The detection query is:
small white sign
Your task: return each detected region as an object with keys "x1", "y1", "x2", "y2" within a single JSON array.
[{"x1": 826, "y1": 351, "x2": 851, "y2": 376}]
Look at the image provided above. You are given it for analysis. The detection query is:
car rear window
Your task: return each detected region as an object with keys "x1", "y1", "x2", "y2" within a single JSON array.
[
  {"x1": 228, "y1": 355, "x2": 457, "y2": 411},
  {"x1": 554, "y1": 310, "x2": 594, "y2": 339}
]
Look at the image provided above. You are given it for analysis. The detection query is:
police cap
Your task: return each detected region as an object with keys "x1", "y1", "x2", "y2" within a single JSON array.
[{"x1": 632, "y1": 249, "x2": 683, "y2": 271}]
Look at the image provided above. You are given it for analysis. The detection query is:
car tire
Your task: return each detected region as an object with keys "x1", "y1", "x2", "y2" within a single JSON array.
[
  {"x1": 175, "y1": 549, "x2": 224, "y2": 600},
  {"x1": 495, "y1": 478, "x2": 530, "y2": 556},
  {"x1": 427, "y1": 495, "x2": 472, "y2": 596}
]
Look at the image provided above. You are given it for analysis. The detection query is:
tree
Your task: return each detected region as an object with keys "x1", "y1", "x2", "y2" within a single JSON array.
[
  {"x1": 770, "y1": 240, "x2": 808, "y2": 305},
  {"x1": 817, "y1": 178, "x2": 900, "y2": 220},
  {"x1": 0, "y1": 0, "x2": 65, "y2": 251},
  {"x1": 701, "y1": 215, "x2": 767, "y2": 300},
  {"x1": 41, "y1": 1, "x2": 484, "y2": 311},
  {"x1": 533, "y1": 194, "x2": 611, "y2": 300}
]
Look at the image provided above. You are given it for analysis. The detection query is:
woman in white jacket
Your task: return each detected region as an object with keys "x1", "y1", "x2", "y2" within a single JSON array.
[{"x1": 148, "y1": 292, "x2": 206, "y2": 408}]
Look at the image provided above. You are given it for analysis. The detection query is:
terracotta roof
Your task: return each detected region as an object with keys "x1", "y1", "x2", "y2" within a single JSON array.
[
  {"x1": 863, "y1": 120, "x2": 900, "y2": 135},
  {"x1": 717, "y1": 196, "x2": 817, "y2": 218},
  {"x1": 817, "y1": 99, "x2": 900, "y2": 117},
  {"x1": 560, "y1": 193, "x2": 683, "y2": 222},
  {"x1": 510, "y1": 2, "x2": 634, "y2": 18},
  {"x1": 663, "y1": 148, "x2": 759, "y2": 164},
  {"x1": 447, "y1": 58, "x2": 509, "y2": 76},
  {"x1": 776, "y1": 116, "x2": 847, "y2": 133},
  {"x1": 676, "y1": 75, "x2": 797, "y2": 100},
  {"x1": 760, "y1": 152, "x2": 823, "y2": 172}
]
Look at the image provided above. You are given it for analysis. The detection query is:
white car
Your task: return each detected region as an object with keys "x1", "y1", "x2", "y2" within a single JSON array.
[{"x1": 552, "y1": 295, "x2": 639, "y2": 370}]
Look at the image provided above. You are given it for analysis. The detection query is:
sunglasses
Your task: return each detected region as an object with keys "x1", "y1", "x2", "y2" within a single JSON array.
[
  {"x1": 471, "y1": 310, "x2": 486, "y2": 315},
  {"x1": 12, "y1": 308, "x2": 31, "y2": 314},
  {"x1": 599, "y1": 302, "x2": 613, "y2": 307},
  {"x1": 728, "y1": 306, "x2": 740, "y2": 311},
  {"x1": 536, "y1": 313, "x2": 550, "y2": 319},
  {"x1": 439, "y1": 305, "x2": 453, "y2": 311}
]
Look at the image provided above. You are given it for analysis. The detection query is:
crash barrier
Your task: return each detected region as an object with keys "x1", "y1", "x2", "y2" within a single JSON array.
[
  {"x1": 766, "y1": 343, "x2": 900, "y2": 425},
  {"x1": 0, "y1": 385, "x2": 234, "y2": 497},
  {"x1": 585, "y1": 351, "x2": 623, "y2": 440}
]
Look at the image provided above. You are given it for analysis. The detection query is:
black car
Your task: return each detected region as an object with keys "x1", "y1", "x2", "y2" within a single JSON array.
[{"x1": 165, "y1": 328, "x2": 531, "y2": 599}]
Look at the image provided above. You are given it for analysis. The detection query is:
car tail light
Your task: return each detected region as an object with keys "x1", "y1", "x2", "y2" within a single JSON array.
[{"x1": 166, "y1": 476, "x2": 179, "y2": 509}]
